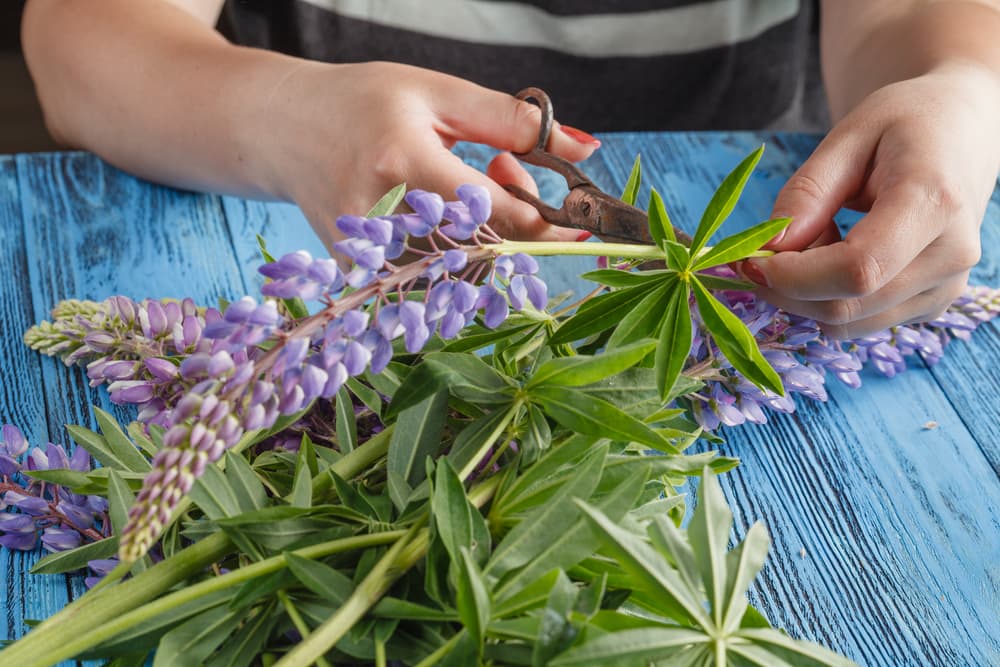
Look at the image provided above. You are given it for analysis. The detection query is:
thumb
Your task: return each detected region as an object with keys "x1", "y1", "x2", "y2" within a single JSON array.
[
  {"x1": 766, "y1": 127, "x2": 875, "y2": 251},
  {"x1": 432, "y1": 79, "x2": 600, "y2": 162}
]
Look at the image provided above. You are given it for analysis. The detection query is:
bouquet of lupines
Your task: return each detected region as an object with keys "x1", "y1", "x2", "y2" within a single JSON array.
[{"x1": 3, "y1": 148, "x2": 997, "y2": 667}]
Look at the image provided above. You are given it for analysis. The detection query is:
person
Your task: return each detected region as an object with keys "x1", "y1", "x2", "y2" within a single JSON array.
[{"x1": 21, "y1": 0, "x2": 1000, "y2": 339}]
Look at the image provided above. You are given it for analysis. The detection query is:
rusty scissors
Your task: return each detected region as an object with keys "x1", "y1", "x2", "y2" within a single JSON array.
[{"x1": 505, "y1": 87, "x2": 691, "y2": 246}]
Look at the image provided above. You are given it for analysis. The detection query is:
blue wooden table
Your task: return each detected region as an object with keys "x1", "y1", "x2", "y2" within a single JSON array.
[{"x1": 1, "y1": 134, "x2": 998, "y2": 666}]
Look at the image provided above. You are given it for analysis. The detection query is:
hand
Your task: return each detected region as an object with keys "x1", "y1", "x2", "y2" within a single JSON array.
[
  {"x1": 263, "y1": 61, "x2": 600, "y2": 252},
  {"x1": 743, "y1": 62, "x2": 1000, "y2": 339}
]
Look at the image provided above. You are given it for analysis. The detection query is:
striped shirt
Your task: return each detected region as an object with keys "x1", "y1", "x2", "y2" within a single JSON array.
[{"x1": 223, "y1": 0, "x2": 828, "y2": 132}]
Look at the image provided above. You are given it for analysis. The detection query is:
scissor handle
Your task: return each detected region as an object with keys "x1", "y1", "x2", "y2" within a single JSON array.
[
  {"x1": 515, "y1": 87, "x2": 555, "y2": 152},
  {"x1": 513, "y1": 88, "x2": 593, "y2": 190}
]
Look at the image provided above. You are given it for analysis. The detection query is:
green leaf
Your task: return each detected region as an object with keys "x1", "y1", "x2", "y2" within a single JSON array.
[
  {"x1": 205, "y1": 603, "x2": 279, "y2": 667},
  {"x1": 664, "y1": 240, "x2": 690, "y2": 271},
  {"x1": 691, "y1": 279, "x2": 784, "y2": 395},
  {"x1": 30, "y1": 536, "x2": 118, "y2": 574},
  {"x1": 106, "y1": 468, "x2": 135, "y2": 535},
  {"x1": 576, "y1": 500, "x2": 711, "y2": 627},
  {"x1": 440, "y1": 322, "x2": 536, "y2": 353},
  {"x1": 721, "y1": 522, "x2": 770, "y2": 634},
  {"x1": 216, "y1": 507, "x2": 351, "y2": 551},
  {"x1": 388, "y1": 389, "x2": 449, "y2": 509},
  {"x1": 346, "y1": 377, "x2": 384, "y2": 419},
  {"x1": 287, "y1": 440, "x2": 314, "y2": 508},
  {"x1": 128, "y1": 422, "x2": 160, "y2": 457},
  {"x1": 431, "y1": 458, "x2": 491, "y2": 567},
  {"x1": 285, "y1": 551, "x2": 354, "y2": 604},
  {"x1": 606, "y1": 281, "x2": 674, "y2": 350},
  {"x1": 384, "y1": 359, "x2": 453, "y2": 420},
  {"x1": 550, "y1": 283, "x2": 660, "y2": 345},
  {"x1": 737, "y1": 628, "x2": 861, "y2": 667},
  {"x1": 446, "y1": 405, "x2": 519, "y2": 479},
  {"x1": 487, "y1": 444, "x2": 607, "y2": 579},
  {"x1": 690, "y1": 145, "x2": 764, "y2": 255},
  {"x1": 493, "y1": 569, "x2": 563, "y2": 618},
  {"x1": 692, "y1": 216, "x2": 790, "y2": 270},
  {"x1": 223, "y1": 451, "x2": 267, "y2": 511},
  {"x1": 532, "y1": 386, "x2": 675, "y2": 452},
  {"x1": 152, "y1": 604, "x2": 243, "y2": 667},
  {"x1": 527, "y1": 340, "x2": 657, "y2": 389},
  {"x1": 579, "y1": 269, "x2": 669, "y2": 288},
  {"x1": 495, "y1": 465, "x2": 647, "y2": 602},
  {"x1": 549, "y1": 627, "x2": 710, "y2": 666},
  {"x1": 688, "y1": 467, "x2": 732, "y2": 628},
  {"x1": 694, "y1": 273, "x2": 756, "y2": 291},
  {"x1": 494, "y1": 433, "x2": 597, "y2": 516},
  {"x1": 366, "y1": 182, "x2": 407, "y2": 217},
  {"x1": 189, "y1": 464, "x2": 241, "y2": 520},
  {"x1": 648, "y1": 188, "x2": 675, "y2": 246},
  {"x1": 24, "y1": 468, "x2": 91, "y2": 489},
  {"x1": 94, "y1": 408, "x2": 152, "y2": 472},
  {"x1": 456, "y1": 547, "x2": 492, "y2": 651},
  {"x1": 64, "y1": 426, "x2": 130, "y2": 473},
  {"x1": 424, "y1": 352, "x2": 515, "y2": 405},
  {"x1": 518, "y1": 404, "x2": 551, "y2": 465},
  {"x1": 532, "y1": 569, "x2": 579, "y2": 667},
  {"x1": 620, "y1": 155, "x2": 642, "y2": 205},
  {"x1": 335, "y1": 385, "x2": 358, "y2": 453},
  {"x1": 654, "y1": 282, "x2": 693, "y2": 401}
]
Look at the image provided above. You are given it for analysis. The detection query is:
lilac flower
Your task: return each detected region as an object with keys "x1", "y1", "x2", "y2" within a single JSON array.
[
  {"x1": 41, "y1": 526, "x2": 82, "y2": 552},
  {"x1": 404, "y1": 189, "x2": 445, "y2": 227},
  {"x1": 260, "y1": 252, "x2": 344, "y2": 301}
]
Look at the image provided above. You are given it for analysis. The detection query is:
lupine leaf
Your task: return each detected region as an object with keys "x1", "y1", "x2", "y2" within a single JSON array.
[
  {"x1": 690, "y1": 145, "x2": 764, "y2": 255},
  {"x1": 383, "y1": 359, "x2": 453, "y2": 420},
  {"x1": 30, "y1": 536, "x2": 119, "y2": 575},
  {"x1": 366, "y1": 182, "x2": 407, "y2": 217},
  {"x1": 205, "y1": 603, "x2": 279, "y2": 667},
  {"x1": 692, "y1": 216, "x2": 791, "y2": 270},
  {"x1": 455, "y1": 546, "x2": 491, "y2": 651},
  {"x1": 424, "y1": 352, "x2": 516, "y2": 405},
  {"x1": 647, "y1": 515, "x2": 702, "y2": 598},
  {"x1": 620, "y1": 155, "x2": 642, "y2": 205},
  {"x1": 519, "y1": 404, "x2": 552, "y2": 465},
  {"x1": 432, "y1": 458, "x2": 491, "y2": 567},
  {"x1": 655, "y1": 281, "x2": 693, "y2": 401},
  {"x1": 575, "y1": 500, "x2": 711, "y2": 627},
  {"x1": 687, "y1": 467, "x2": 732, "y2": 628},
  {"x1": 664, "y1": 240, "x2": 690, "y2": 271},
  {"x1": 533, "y1": 386, "x2": 674, "y2": 452},
  {"x1": 548, "y1": 627, "x2": 710, "y2": 666},
  {"x1": 648, "y1": 188, "x2": 676, "y2": 246},
  {"x1": 737, "y1": 628, "x2": 861, "y2": 667},
  {"x1": 335, "y1": 385, "x2": 358, "y2": 453},
  {"x1": 721, "y1": 521, "x2": 770, "y2": 634},
  {"x1": 152, "y1": 604, "x2": 244, "y2": 667},
  {"x1": 691, "y1": 279, "x2": 784, "y2": 395},
  {"x1": 445, "y1": 405, "x2": 518, "y2": 480},
  {"x1": 440, "y1": 322, "x2": 536, "y2": 353},
  {"x1": 287, "y1": 440, "x2": 313, "y2": 508},
  {"x1": 695, "y1": 273, "x2": 756, "y2": 291},
  {"x1": 223, "y1": 451, "x2": 267, "y2": 511},
  {"x1": 550, "y1": 283, "x2": 660, "y2": 345},
  {"x1": 24, "y1": 468, "x2": 90, "y2": 488},
  {"x1": 107, "y1": 468, "x2": 136, "y2": 535},
  {"x1": 346, "y1": 378, "x2": 383, "y2": 419},
  {"x1": 531, "y1": 569, "x2": 579, "y2": 666},
  {"x1": 527, "y1": 339, "x2": 656, "y2": 389},
  {"x1": 68, "y1": 418, "x2": 146, "y2": 473},
  {"x1": 285, "y1": 551, "x2": 354, "y2": 604},
  {"x1": 495, "y1": 465, "x2": 646, "y2": 602},
  {"x1": 579, "y1": 269, "x2": 669, "y2": 288},
  {"x1": 388, "y1": 389, "x2": 448, "y2": 509},
  {"x1": 493, "y1": 433, "x2": 597, "y2": 517},
  {"x1": 190, "y1": 464, "x2": 241, "y2": 520},
  {"x1": 606, "y1": 281, "x2": 674, "y2": 350},
  {"x1": 493, "y1": 569, "x2": 563, "y2": 618},
  {"x1": 487, "y1": 444, "x2": 606, "y2": 579}
]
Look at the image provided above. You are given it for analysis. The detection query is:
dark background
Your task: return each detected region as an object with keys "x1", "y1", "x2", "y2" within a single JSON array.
[{"x1": 1, "y1": 0, "x2": 56, "y2": 153}]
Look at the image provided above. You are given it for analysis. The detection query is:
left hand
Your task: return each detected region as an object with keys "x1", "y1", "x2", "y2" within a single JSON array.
[{"x1": 743, "y1": 61, "x2": 1000, "y2": 339}]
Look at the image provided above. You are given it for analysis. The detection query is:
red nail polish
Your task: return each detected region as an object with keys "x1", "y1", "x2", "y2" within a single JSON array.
[
  {"x1": 561, "y1": 125, "x2": 601, "y2": 147},
  {"x1": 741, "y1": 261, "x2": 770, "y2": 288},
  {"x1": 576, "y1": 231, "x2": 593, "y2": 242}
]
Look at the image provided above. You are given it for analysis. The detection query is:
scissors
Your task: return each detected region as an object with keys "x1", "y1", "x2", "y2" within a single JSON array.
[{"x1": 506, "y1": 87, "x2": 691, "y2": 246}]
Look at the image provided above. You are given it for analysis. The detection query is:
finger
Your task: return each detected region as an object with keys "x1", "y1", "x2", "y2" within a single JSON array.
[
  {"x1": 818, "y1": 274, "x2": 968, "y2": 340},
  {"x1": 805, "y1": 219, "x2": 842, "y2": 249},
  {"x1": 486, "y1": 152, "x2": 539, "y2": 196},
  {"x1": 431, "y1": 80, "x2": 600, "y2": 162},
  {"x1": 766, "y1": 123, "x2": 878, "y2": 251},
  {"x1": 751, "y1": 180, "x2": 943, "y2": 301}
]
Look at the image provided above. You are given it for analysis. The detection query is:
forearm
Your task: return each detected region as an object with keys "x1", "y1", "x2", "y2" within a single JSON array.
[
  {"x1": 21, "y1": 0, "x2": 306, "y2": 200},
  {"x1": 820, "y1": 0, "x2": 1000, "y2": 119}
]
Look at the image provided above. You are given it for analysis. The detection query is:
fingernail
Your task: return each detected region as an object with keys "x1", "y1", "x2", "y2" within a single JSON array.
[
  {"x1": 740, "y1": 260, "x2": 770, "y2": 288},
  {"x1": 576, "y1": 231, "x2": 593, "y2": 242},
  {"x1": 561, "y1": 125, "x2": 601, "y2": 147}
]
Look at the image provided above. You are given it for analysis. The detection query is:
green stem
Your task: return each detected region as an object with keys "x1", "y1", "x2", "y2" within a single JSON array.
[
  {"x1": 278, "y1": 591, "x2": 334, "y2": 667},
  {"x1": 488, "y1": 240, "x2": 665, "y2": 260},
  {"x1": 4, "y1": 429, "x2": 397, "y2": 667},
  {"x1": 412, "y1": 630, "x2": 465, "y2": 667}
]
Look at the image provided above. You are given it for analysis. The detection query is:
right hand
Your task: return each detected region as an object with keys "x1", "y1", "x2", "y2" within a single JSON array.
[{"x1": 261, "y1": 61, "x2": 601, "y2": 252}]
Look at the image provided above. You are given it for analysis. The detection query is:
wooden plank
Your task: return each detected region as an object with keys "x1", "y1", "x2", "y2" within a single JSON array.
[
  {"x1": 0, "y1": 155, "x2": 76, "y2": 646},
  {"x1": 8, "y1": 152, "x2": 248, "y2": 649}
]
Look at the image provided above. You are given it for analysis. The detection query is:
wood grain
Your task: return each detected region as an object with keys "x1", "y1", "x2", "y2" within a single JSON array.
[{"x1": 1, "y1": 140, "x2": 997, "y2": 667}]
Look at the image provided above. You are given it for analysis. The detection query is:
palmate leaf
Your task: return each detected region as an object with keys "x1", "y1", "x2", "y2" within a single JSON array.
[
  {"x1": 578, "y1": 269, "x2": 668, "y2": 289},
  {"x1": 735, "y1": 628, "x2": 859, "y2": 667},
  {"x1": 654, "y1": 281, "x2": 693, "y2": 401},
  {"x1": 152, "y1": 604, "x2": 244, "y2": 667},
  {"x1": 605, "y1": 282, "x2": 674, "y2": 349},
  {"x1": 691, "y1": 279, "x2": 784, "y2": 395},
  {"x1": 689, "y1": 145, "x2": 764, "y2": 255},
  {"x1": 687, "y1": 467, "x2": 734, "y2": 628},
  {"x1": 387, "y1": 389, "x2": 448, "y2": 509},
  {"x1": 550, "y1": 282, "x2": 661, "y2": 345},
  {"x1": 664, "y1": 239, "x2": 690, "y2": 271},
  {"x1": 692, "y1": 216, "x2": 791, "y2": 271},
  {"x1": 431, "y1": 458, "x2": 491, "y2": 567},
  {"x1": 532, "y1": 569, "x2": 579, "y2": 666},
  {"x1": 456, "y1": 547, "x2": 492, "y2": 652},
  {"x1": 548, "y1": 627, "x2": 710, "y2": 666}
]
